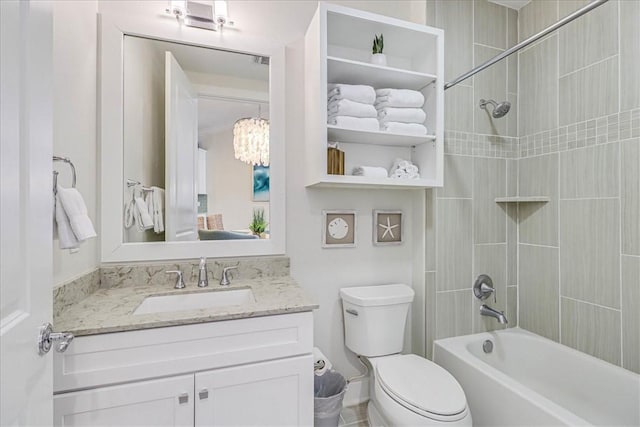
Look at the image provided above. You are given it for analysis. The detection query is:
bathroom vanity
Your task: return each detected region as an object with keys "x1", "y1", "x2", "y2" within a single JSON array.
[{"x1": 52, "y1": 267, "x2": 316, "y2": 427}]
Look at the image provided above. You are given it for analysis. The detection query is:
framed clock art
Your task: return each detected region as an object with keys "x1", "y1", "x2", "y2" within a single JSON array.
[{"x1": 322, "y1": 210, "x2": 356, "y2": 248}]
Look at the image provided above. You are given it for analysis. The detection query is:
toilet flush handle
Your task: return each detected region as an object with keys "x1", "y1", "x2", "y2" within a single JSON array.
[{"x1": 345, "y1": 308, "x2": 358, "y2": 316}]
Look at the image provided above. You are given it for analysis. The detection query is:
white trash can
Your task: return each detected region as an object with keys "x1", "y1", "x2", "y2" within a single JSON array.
[{"x1": 313, "y1": 370, "x2": 347, "y2": 427}]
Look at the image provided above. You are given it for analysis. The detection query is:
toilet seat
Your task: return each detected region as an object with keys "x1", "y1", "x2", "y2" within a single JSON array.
[{"x1": 375, "y1": 354, "x2": 468, "y2": 422}]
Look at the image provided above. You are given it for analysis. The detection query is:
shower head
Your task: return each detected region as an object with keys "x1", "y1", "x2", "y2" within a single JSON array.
[{"x1": 479, "y1": 99, "x2": 511, "y2": 118}]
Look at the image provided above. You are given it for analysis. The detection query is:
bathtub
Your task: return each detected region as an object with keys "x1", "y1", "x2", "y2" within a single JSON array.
[{"x1": 433, "y1": 328, "x2": 640, "y2": 427}]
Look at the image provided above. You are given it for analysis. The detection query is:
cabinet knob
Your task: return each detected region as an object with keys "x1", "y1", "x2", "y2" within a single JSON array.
[
  {"x1": 199, "y1": 389, "x2": 209, "y2": 400},
  {"x1": 178, "y1": 393, "x2": 189, "y2": 404}
]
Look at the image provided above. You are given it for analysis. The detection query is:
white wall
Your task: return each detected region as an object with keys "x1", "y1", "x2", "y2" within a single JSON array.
[
  {"x1": 200, "y1": 128, "x2": 269, "y2": 231},
  {"x1": 59, "y1": 0, "x2": 427, "y2": 404},
  {"x1": 52, "y1": 1, "x2": 100, "y2": 285}
]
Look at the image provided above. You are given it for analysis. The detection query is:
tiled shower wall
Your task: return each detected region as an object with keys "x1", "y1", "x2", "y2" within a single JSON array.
[
  {"x1": 516, "y1": 0, "x2": 640, "y2": 373},
  {"x1": 421, "y1": 0, "x2": 639, "y2": 374},
  {"x1": 422, "y1": 0, "x2": 520, "y2": 359}
]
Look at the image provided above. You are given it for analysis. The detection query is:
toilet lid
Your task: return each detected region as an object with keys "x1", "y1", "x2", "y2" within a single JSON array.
[{"x1": 376, "y1": 354, "x2": 467, "y2": 417}]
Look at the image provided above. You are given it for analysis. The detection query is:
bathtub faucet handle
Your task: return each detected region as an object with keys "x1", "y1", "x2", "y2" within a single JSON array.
[{"x1": 474, "y1": 274, "x2": 496, "y2": 302}]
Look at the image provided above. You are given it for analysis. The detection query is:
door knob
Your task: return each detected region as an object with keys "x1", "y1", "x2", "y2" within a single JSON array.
[{"x1": 38, "y1": 323, "x2": 74, "y2": 355}]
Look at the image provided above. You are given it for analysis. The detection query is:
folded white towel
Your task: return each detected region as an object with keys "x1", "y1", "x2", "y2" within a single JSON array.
[
  {"x1": 151, "y1": 187, "x2": 164, "y2": 234},
  {"x1": 377, "y1": 107, "x2": 426, "y2": 124},
  {"x1": 327, "y1": 116, "x2": 379, "y2": 132},
  {"x1": 352, "y1": 166, "x2": 388, "y2": 178},
  {"x1": 375, "y1": 88, "x2": 425, "y2": 108},
  {"x1": 380, "y1": 122, "x2": 428, "y2": 135},
  {"x1": 328, "y1": 84, "x2": 376, "y2": 104},
  {"x1": 54, "y1": 193, "x2": 80, "y2": 249},
  {"x1": 328, "y1": 99, "x2": 377, "y2": 118},
  {"x1": 56, "y1": 185, "x2": 97, "y2": 241}
]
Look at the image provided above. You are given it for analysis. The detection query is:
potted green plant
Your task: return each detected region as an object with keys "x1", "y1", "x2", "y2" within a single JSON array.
[
  {"x1": 371, "y1": 33, "x2": 386, "y2": 66},
  {"x1": 249, "y1": 208, "x2": 268, "y2": 238}
]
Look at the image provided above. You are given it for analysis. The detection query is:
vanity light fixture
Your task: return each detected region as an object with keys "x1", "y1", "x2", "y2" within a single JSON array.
[
  {"x1": 165, "y1": 0, "x2": 232, "y2": 31},
  {"x1": 233, "y1": 104, "x2": 270, "y2": 166}
]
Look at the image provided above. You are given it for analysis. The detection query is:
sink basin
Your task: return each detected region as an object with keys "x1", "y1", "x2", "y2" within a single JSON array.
[{"x1": 133, "y1": 289, "x2": 255, "y2": 315}]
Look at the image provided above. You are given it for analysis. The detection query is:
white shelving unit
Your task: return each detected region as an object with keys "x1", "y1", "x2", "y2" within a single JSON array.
[{"x1": 304, "y1": 3, "x2": 444, "y2": 189}]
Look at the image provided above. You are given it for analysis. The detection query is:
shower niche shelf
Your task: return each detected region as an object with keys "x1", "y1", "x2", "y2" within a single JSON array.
[
  {"x1": 304, "y1": 3, "x2": 444, "y2": 189},
  {"x1": 495, "y1": 197, "x2": 550, "y2": 203}
]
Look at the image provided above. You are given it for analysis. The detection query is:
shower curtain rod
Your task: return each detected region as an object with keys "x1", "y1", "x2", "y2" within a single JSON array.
[{"x1": 444, "y1": 0, "x2": 609, "y2": 90}]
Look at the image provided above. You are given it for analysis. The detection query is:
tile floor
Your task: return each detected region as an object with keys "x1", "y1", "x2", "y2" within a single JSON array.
[{"x1": 339, "y1": 402, "x2": 369, "y2": 427}]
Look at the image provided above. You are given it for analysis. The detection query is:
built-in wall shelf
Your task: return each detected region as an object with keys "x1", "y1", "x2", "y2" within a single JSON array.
[
  {"x1": 327, "y1": 125, "x2": 435, "y2": 147},
  {"x1": 495, "y1": 197, "x2": 550, "y2": 203},
  {"x1": 307, "y1": 175, "x2": 439, "y2": 189},
  {"x1": 327, "y1": 57, "x2": 437, "y2": 90},
  {"x1": 304, "y1": 3, "x2": 444, "y2": 190}
]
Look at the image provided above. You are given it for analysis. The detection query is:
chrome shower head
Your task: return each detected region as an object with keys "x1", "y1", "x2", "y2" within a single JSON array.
[{"x1": 479, "y1": 99, "x2": 511, "y2": 118}]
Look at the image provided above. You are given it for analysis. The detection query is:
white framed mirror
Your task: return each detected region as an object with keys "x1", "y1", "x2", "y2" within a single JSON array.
[{"x1": 100, "y1": 15, "x2": 285, "y2": 262}]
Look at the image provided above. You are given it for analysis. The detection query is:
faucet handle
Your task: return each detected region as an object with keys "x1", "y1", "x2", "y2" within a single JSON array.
[
  {"x1": 474, "y1": 274, "x2": 495, "y2": 302},
  {"x1": 220, "y1": 266, "x2": 238, "y2": 286},
  {"x1": 166, "y1": 270, "x2": 186, "y2": 289}
]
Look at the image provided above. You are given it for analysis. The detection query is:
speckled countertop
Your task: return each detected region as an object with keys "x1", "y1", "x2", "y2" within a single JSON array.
[{"x1": 54, "y1": 277, "x2": 318, "y2": 336}]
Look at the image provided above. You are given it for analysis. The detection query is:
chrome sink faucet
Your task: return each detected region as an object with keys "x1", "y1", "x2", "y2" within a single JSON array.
[
  {"x1": 166, "y1": 270, "x2": 186, "y2": 289},
  {"x1": 198, "y1": 257, "x2": 209, "y2": 288},
  {"x1": 220, "y1": 266, "x2": 238, "y2": 287},
  {"x1": 474, "y1": 274, "x2": 508, "y2": 324}
]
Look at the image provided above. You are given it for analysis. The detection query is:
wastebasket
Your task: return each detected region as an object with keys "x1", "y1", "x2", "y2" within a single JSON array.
[{"x1": 314, "y1": 370, "x2": 347, "y2": 427}]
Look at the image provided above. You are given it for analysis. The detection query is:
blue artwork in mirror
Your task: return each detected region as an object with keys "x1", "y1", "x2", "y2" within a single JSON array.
[{"x1": 253, "y1": 165, "x2": 270, "y2": 202}]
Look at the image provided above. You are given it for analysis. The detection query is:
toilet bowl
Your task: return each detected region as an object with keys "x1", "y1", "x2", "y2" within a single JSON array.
[{"x1": 340, "y1": 284, "x2": 472, "y2": 427}]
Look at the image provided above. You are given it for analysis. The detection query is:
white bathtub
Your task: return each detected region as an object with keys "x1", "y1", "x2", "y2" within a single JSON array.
[{"x1": 433, "y1": 328, "x2": 640, "y2": 427}]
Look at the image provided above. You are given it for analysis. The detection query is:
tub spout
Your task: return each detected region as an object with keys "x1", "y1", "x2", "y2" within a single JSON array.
[{"x1": 480, "y1": 304, "x2": 508, "y2": 324}]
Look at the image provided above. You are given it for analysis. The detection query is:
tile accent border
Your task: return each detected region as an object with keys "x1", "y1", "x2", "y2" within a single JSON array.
[
  {"x1": 444, "y1": 131, "x2": 519, "y2": 158},
  {"x1": 519, "y1": 108, "x2": 640, "y2": 158}
]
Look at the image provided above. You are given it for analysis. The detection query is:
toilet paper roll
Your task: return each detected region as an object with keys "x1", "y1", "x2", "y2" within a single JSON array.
[{"x1": 313, "y1": 347, "x2": 332, "y2": 376}]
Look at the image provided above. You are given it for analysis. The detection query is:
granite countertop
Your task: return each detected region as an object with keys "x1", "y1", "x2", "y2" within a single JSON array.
[{"x1": 54, "y1": 277, "x2": 318, "y2": 336}]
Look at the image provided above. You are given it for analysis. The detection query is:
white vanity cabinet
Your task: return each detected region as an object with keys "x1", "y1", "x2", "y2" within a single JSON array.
[
  {"x1": 304, "y1": 3, "x2": 444, "y2": 189},
  {"x1": 53, "y1": 312, "x2": 314, "y2": 427}
]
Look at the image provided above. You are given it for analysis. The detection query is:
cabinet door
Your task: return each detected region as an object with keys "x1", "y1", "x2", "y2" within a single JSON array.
[
  {"x1": 54, "y1": 374, "x2": 194, "y2": 427},
  {"x1": 195, "y1": 355, "x2": 313, "y2": 427}
]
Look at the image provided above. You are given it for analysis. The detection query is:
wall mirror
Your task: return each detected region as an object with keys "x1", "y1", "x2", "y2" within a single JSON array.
[{"x1": 100, "y1": 16, "x2": 285, "y2": 262}]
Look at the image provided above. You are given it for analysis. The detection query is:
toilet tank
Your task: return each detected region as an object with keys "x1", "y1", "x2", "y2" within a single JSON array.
[{"x1": 340, "y1": 284, "x2": 415, "y2": 357}]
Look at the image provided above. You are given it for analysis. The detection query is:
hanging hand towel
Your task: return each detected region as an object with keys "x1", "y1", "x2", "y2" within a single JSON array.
[
  {"x1": 375, "y1": 88, "x2": 425, "y2": 108},
  {"x1": 328, "y1": 98, "x2": 377, "y2": 118},
  {"x1": 380, "y1": 122, "x2": 428, "y2": 135},
  {"x1": 328, "y1": 84, "x2": 376, "y2": 104},
  {"x1": 327, "y1": 116, "x2": 380, "y2": 131},
  {"x1": 56, "y1": 185, "x2": 97, "y2": 241},
  {"x1": 377, "y1": 107, "x2": 426, "y2": 124},
  {"x1": 134, "y1": 191, "x2": 154, "y2": 231},
  {"x1": 151, "y1": 186, "x2": 165, "y2": 234},
  {"x1": 54, "y1": 194, "x2": 80, "y2": 249}
]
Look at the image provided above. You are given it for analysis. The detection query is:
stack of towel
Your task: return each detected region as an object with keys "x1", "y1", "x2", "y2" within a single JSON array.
[
  {"x1": 54, "y1": 186, "x2": 97, "y2": 250},
  {"x1": 389, "y1": 158, "x2": 420, "y2": 179},
  {"x1": 375, "y1": 89, "x2": 428, "y2": 135},
  {"x1": 327, "y1": 84, "x2": 379, "y2": 132}
]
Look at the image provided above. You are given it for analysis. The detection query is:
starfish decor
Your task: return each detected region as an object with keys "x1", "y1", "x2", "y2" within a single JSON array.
[{"x1": 378, "y1": 216, "x2": 399, "y2": 239}]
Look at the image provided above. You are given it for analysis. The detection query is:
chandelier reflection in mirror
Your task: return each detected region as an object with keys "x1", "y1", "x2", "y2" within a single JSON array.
[{"x1": 233, "y1": 105, "x2": 269, "y2": 166}]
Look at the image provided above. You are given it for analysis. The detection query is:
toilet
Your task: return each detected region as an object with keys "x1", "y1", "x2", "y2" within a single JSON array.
[{"x1": 340, "y1": 284, "x2": 472, "y2": 426}]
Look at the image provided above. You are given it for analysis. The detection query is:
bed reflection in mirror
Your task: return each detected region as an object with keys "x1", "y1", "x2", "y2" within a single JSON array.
[{"x1": 122, "y1": 35, "x2": 270, "y2": 242}]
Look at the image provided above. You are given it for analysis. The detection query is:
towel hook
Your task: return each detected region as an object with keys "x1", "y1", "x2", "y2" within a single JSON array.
[{"x1": 52, "y1": 156, "x2": 77, "y2": 195}]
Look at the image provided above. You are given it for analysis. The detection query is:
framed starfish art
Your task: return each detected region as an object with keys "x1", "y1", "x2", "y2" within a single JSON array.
[{"x1": 373, "y1": 210, "x2": 403, "y2": 246}]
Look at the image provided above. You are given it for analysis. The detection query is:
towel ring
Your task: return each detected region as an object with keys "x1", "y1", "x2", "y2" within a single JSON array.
[{"x1": 53, "y1": 156, "x2": 77, "y2": 195}]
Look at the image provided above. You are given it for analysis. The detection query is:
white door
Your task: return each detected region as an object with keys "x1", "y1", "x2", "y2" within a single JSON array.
[
  {"x1": 195, "y1": 355, "x2": 314, "y2": 426},
  {"x1": 0, "y1": 1, "x2": 54, "y2": 425},
  {"x1": 165, "y1": 52, "x2": 198, "y2": 241},
  {"x1": 54, "y1": 374, "x2": 194, "y2": 427}
]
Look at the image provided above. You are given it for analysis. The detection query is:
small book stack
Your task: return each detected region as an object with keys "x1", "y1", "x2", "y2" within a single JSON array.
[{"x1": 327, "y1": 147, "x2": 345, "y2": 175}]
